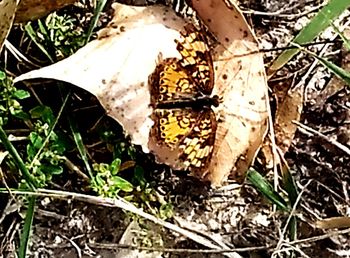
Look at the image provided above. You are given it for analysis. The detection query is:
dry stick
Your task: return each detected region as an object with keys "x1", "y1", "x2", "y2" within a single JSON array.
[
  {"x1": 63, "y1": 157, "x2": 90, "y2": 181},
  {"x1": 6, "y1": 189, "x2": 240, "y2": 258},
  {"x1": 0, "y1": 151, "x2": 13, "y2": 199},
  {"x1": 60, "y1": 235, "x2": 82, "y2": 258},
  {"x1": 5, "y1": 189, "x2": 350, "y2": 254},
  {"x1": 90, "y1": 227, "x2": 350, "y2": 254},
  {"x1": 88, "y1": 242, "x2": 269, "y2": 254},
  {"x1": 272, "y1": 246, "x2": 310, "y2": 258},
  {"x1": 5, "y1": 189, "x2": 350, "y2": 253},
  {"x1": 265, "y1": 87, "x2": 279, "y2": 192},
  {"x1": 243, "y1": 2, "x2": 326, "y2": 19},
  {"x1": 294, "y1": 120, "x2": 350, "y2": 156},
  {"x1": 4, "y1": 40, "x2": 40, "y2": 68}
]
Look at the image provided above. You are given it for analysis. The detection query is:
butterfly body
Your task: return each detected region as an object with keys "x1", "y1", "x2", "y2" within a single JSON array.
[{"x1": 153, "y1": 94, "x2": 220, "y2": 110}]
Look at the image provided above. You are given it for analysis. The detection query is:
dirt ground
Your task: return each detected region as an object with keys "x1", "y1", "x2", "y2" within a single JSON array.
[{"x1": 1, "y1": 0, "x2": 350, "y2": 257}]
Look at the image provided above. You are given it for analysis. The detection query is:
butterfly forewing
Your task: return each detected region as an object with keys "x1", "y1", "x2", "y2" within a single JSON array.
[
  {"x1": 150, "y1": 58, "x2": 201, "y2": 105},
  {"x1": 175, "y1": 24, "x2": 214, "y2": 95}
]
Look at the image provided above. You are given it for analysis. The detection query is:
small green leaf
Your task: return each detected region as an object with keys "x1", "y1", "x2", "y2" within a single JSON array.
[
  {"x1": 29, "y1": 132, "x2": 43, "y2": 149},
  {"x1": 0, "y1": 71, "x2": 6, "y2": 80},
  {"x1": 110, "y1": 158, "x2": 121, "y2": 175},
  {"x1": 26, "y1": 145, "x2": 36, "y2": 159},
  {"x1": 40, "y1": 164, "x2": 63, "y2": 175},
  {"x1": 95, "y1": 174, "x2": 104, "y2": 186},
  {"x1": 112, "y1": 176, "x2": 133, "y2": 192},
  {"x1": 12, "y1": 110, "x2": 30, "y2": 120},
  {"x1": 159, "y1": 203, "x2": 174, "y2": 219},
  {"x1": 13, "y1": 89, "x2": 30, "y2": 99},
  {"x1": 30, "y1": 105, "x2": 54, "y2": 124}
]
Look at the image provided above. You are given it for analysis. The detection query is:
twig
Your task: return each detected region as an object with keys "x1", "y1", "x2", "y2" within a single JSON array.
[
  {"x1": 294, "y1": 120, "x2": 350, "y2": 156},
  {"x1": 242, "y1": 2, "x2": 325, "y2": 20},
  {"x1": 88, "y1": 242, "x2": 270, "y2": 254},
  {"x1": 3, "y1": 189, "x2": 240, "y2": 258}
]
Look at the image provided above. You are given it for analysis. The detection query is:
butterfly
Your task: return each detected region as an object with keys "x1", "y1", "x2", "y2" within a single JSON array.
[{"x1": 149, "y1": 24, "x2": 219, "y2": 175}]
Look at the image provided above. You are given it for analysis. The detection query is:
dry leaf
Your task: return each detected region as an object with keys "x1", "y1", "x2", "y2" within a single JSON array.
[
  {"x1": 274, "y1": 83, "x2": 304, "y2": 154},
  {"x1": 260, "y1": 80, "x2": 303, "y2": 169},
  {"x1": 15, "y1": 1, "x2": 268, "y2": 186},
  {"x1": 0, "y1": 0, "x2": 18, "y2": 52},
  {"x1": 187, "y1": 0, "x2": 269, "y2": 185},
  {"x1": 14, "y1": 0, "x2": 77, "y2": 23}
]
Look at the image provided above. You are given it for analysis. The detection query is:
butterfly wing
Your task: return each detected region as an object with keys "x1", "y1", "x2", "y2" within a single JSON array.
[
  {"x1": 175, "y1": 24, "x2": 214, "y2": 95},
  {"x1": 151, "y1": 107, "x2": 217, "y2": 171},
  {"x1": 149, "y1": 58, "x2": 201, "y2": 106},
  {"x1": 151, "y1": 108, "x2": 198, "y2": 150},
  {"x1": 179, "y1": 109, "x2": 217, "y2": 173}
]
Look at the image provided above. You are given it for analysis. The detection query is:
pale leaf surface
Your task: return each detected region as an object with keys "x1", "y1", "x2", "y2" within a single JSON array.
[
  {"x1": 0, "y1": 0, "x2": 18, "y2": 52},
  {"x1": 191, "y1": 0, "x2": 268, "y2": 185}
]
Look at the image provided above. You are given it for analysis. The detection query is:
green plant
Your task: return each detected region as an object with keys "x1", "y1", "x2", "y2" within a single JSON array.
[
  {"x1": 91, "y1": 158, "x2": 134, "y2": 197},
  {"x1": 25, "y1": 105, "x2": 67, "y2": 186},
  {"x1": 0, "y1": 70, "x2": 30, "y2": 125},
  {"x1": 25, "y1": 12, "x2": 85, "y2": 60}
]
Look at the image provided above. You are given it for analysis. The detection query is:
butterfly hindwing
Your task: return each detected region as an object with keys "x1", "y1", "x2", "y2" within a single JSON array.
[
  {"x1": 151, "y1": 108, "x2": 217, "y2": 171},
  {"x1": 179, "y1": 109, "x2": 217, "y2": 171},
  {"x1": 151, "y1": 108, "x2": 198, "y2": 149}
]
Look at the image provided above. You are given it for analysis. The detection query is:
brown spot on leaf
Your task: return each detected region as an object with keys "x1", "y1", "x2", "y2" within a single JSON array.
[{"x1": 110, "y1": 23, "x2": 118, "y2": 28}]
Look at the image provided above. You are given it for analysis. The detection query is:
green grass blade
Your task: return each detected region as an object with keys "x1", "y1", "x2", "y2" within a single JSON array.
[
  {"x1": 68, "y1": 115, "x2": 94, "y2": 181},
  {"x1": 247, "y1": 168, "x2": 289, "y2": 211},
  {"x1": 280, "y1": 165, "x2": 298, "y2": 242},
  {"x1": 0, "y1": 126, "x2": 38, "y2": 190},
  {"x1": 314, "y1": 55, "x2": 350, "y2": 85},
  {"x1": 24, "y1": 23, "x2": 54, "y2": 63},
  {"x1": 298, "y1": 44, "x2": 350, "y2": 85},
  {"x1": 29, "y1": 91, "x2": 69, "y2": 170},
  {"x1": 269, "y1": 0, "x2": 350, "y2": 73},
  {"x1": 85, "y1": 0, "x2": 107, "y2": 44},
  {"x1": 331, "y1": 22, "x2": 350, "y2": 51},
  {"x1": 281, "y1": 165, "x2": 299, "y2": 208},
  {"x1": 18, "y1": 196, "x2": 36, "y2": 258}
]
